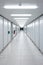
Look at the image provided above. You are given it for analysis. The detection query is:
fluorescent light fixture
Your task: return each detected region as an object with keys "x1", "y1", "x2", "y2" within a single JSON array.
[
  {"x1": 14, "y1": 18, "x2": 29, "y2": 20},
  {"x1": 11, "y1": 14, "x2": 32, "y2": 16},
  {"x1": 4, "y1": 4, "x2": 38, "y2": 9}
]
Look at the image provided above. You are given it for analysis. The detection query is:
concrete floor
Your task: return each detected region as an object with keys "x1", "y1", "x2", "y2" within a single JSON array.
[{"x1": 0, "y1": 31, "x2": 43, "y2": 65}]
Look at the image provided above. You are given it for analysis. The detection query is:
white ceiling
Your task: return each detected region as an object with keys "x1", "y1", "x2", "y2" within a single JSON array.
[{"x1": 0, "y1": 0, "x2": 43, "y2": 27}]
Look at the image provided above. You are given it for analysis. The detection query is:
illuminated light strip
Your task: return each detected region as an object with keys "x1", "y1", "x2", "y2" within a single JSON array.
[
  {"x1": 14, "y1": 18, "x2": 29, "y2": 20},
  {"x1": 11, "y1": 14, "x2": 32, "y2": 16},
  {"x1": 4, "y1": 5, "x2": 38, "y2": 9}
]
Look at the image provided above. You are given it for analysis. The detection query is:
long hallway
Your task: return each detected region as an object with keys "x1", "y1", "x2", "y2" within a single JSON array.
[{"x1": 0, "y1": 31, "x2": 43, "y2": 65}]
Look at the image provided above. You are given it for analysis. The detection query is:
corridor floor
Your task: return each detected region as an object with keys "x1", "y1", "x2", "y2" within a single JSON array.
[{"x1": 0, "y1": 31, "x2": 43, "y2": 65}]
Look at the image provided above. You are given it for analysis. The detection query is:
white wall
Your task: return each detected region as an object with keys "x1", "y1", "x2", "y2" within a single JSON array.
[
  {"x1": 27, "y1": 23, "x2": 33, "y2": 38},
  {"x1": 0, "y1": 16, "x2": 18, "y2": 53},
  {"x1": 0, "y1": 16, "x2": 3, "y2": 51},
  {"x1": 40, "y1": 16, "x2": 43, "y2": 52},
  {"x1": 26, "y1": 16, "x2": 43, "y2": 53},
  {"x1": 8, "y1": 22, "x2": 11, "y2": 43},
  {"x1": 34, "y1": 20, "x2": 40, "y2": 48},
  {"x1": 4, "y1": 19, "x2": 8, "y2": 47},
  {"x1": 32, "y1": 22, "x2": 35, "y2": 41}
]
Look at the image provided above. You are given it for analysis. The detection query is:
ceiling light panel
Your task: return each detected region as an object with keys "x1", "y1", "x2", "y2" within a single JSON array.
[
  {"x1": 4, "y1": 4, "x2": 38, "y2": 9},
  {"x1": 11, "y1": 14, "x2": 32, "y2": 16},
  {"x1": 14, "y1": 18, "x2": 29, "y2": 20}
]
